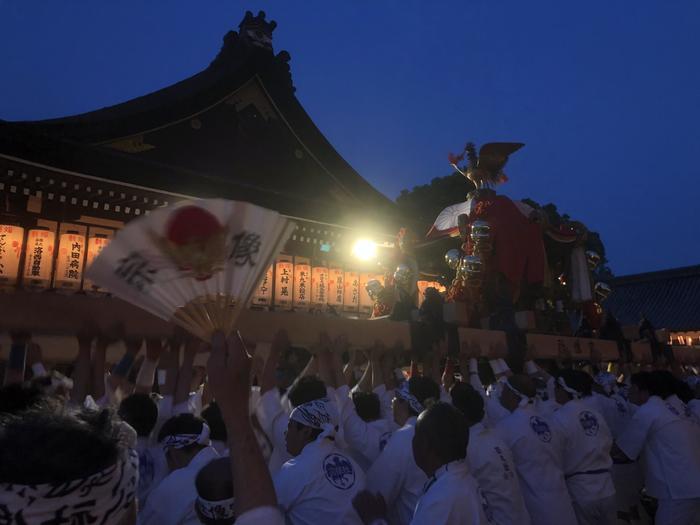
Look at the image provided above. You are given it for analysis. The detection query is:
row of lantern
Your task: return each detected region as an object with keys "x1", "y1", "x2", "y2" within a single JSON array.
[
  {"x1": 0, "y1": 224, "x2": 112, "y2": 292},
  {"x1": 251, "y1": 254, "x2": 386, "y2": 314},
  {"x1": 251, "y1": 255, "x2": 446, "y2": 313}
]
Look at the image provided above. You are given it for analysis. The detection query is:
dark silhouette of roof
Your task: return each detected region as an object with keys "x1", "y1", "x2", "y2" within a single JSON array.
[
  {"x1": 0, "y1": 11, "x2": 398, "y2": 230},
  {"x1": 604, "y1": 265, "x2": 700, "y2": 331}
]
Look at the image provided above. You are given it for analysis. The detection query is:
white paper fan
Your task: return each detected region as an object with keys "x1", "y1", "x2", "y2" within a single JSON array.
[{"x1": 86, "y1": 199, "x2": 296, "y2": 340}]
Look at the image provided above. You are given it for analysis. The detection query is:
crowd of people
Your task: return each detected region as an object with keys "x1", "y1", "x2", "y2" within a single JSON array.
[{"x1": 0, "y1": 326, "x2": 699, "y2": 525}]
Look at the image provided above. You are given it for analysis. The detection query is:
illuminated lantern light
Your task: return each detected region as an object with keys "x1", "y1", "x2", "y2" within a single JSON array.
[
  {"x1": 327, "y1": 265, "x2": 344, "y2": 308},
  {"x1": 293, "y1": 256, "x2": 311, "y2": 310},
  {"x1": 343, "y1": 270, "x2": 360, "y2": 312},
  {"x1": 83, "y1": 233, "x2": 111, "y2": 293},
  {"x1": 23, "y1": 227, "x2": 56, "y2": 289},
  {"x1": 0, "y1": 224, "x2": 25, "y2": 287},
  {"x1": 274, "y1": 255, "x2": 294, "y2": 310},
  {"x1": 252, "y1": 265, "x2": 273, "y2": 307},
  {"x1": 54, "y1": 230, "x2": 86, "y2": 291},
  {"x1": 351, "y1": 239, "x2": 377, "y2": 261},
  {"x1": 311, "y1": 265, "x2": 329, "y2": 306}
]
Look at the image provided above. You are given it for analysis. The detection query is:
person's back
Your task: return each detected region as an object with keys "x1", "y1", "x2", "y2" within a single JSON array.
[
  {"x1": 495, "y1": 402, "x2": 577, "y2": 525},
  {"x1": 468, "y1": 422, "x2": 530, "y2": 525},
  {"x1": 275, "y1": 437, "x2": 366, "y2": 524},
  {"x1": 367, "y1": 418, "x2": 425, "y2": 524},
  {"x1": 141, "y1": 414, "x2": 219, "y2": 525},
  {"x1": 411, "y1": 459, "x2": 488, "y2": 525},
  {"x1": 552, "y1": 396, "x2": 616, "y2": 523},
  {"x1": 450, "y1": 381, "x2": 530, "y2": 525},
  {"x1": 366, "y1": 377, "x2": 440, "y2": 525},
  {"x1": 618, "y1": 395, "x2": 700, "y2": 500}
]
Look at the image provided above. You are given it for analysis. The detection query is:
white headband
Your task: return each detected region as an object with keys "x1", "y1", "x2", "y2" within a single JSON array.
[
  {"x1": 162, "y1": 423, "x2": 211, "y2": 452},
  {"x1": 289, "y1": 397, "x2": 338, "y2": 440},
  {"x1": 0, "y1": 448, "x2": 138, "y2": 524},
  {"x1": 557, "y1": 376, "x2": 582, "y2": 399},
  {"x1": 196, "y1": 495, "x2": 236, "y2": 522},
  {"x1": 394, "y1": 382, "x2": 424, "y2": 414}
]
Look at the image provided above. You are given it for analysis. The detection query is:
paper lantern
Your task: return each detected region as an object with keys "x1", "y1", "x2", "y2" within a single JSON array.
[
  {"x1": 274, "y1": 255, "x2": 294, "y2": 310},
  {"x1": 53, "y1": 230, "x2": 86, "y2": 291},
  {"x1": 252, "y1": 265, "x2": 273, "y2": 306},
  {"x1": 343, "y1": 270, "x2": 360, "y2": 312},
  {"x1": 83, "y1": 233, "x2": 112, "y2": 293},
  {"x1": 327, "y1": 266, "x2": 344, "y2": 307},
  {"x1": 23, "y1": 228, "x2": 56, "y2": 289},
  {"x1": 0, "y1": 224, "x2": 24, "y2": 287},
  {"x1": 311, "y1": 266, "x2": 329, "y2": 306},
  {"x1": 293, "y1": 256, "x2": 311, "y2": 309}
]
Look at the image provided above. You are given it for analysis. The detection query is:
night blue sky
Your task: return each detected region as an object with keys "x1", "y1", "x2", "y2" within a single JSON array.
[{"x1": 1, "y1": 1, "x2": 698, "y2": 276}]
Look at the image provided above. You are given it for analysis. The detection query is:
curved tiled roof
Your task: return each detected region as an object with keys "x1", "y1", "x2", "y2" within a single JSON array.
[{"x1": 604, "y1": 265, "x2": 700, "y2": 331}]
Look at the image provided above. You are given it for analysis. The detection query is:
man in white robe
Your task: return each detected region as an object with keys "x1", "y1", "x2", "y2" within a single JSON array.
[
  {"x1": 273, "y1": 397, "x2": 366, "y2": 524},
  {"x1": 451, "y1": 381, "x2": 531, "y2": 525},
  {"x1": 551, "y1": 371, "x2": 616, "y2": 525},
  {"x1": 353, "y1": 402, "x2": 490, "y2": 525},
  {"x1": 494, "y1": 375, "x2": 578, "y2": 525},
  {"x1": 366, "y1": 377, "x2": 440, "y2": 525},
  {"x1": 616, "y1": 371, "x2": 700, "y2": 525}
]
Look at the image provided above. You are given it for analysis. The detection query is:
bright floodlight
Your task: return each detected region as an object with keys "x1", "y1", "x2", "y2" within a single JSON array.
[{"x1": 352, "y1": 239, "x2": 377, "y2": 261}]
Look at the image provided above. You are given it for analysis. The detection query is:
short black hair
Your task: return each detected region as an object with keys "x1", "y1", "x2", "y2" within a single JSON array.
[
  {"x1": 0, "y1": 382, "x2": 47, "y2": 415},
  {"x1": 631, "y1": 371, "x2": 652, "y2": 393},
  {"x1": 202, "y1": 402, "x2": 228, "y2": 442},
  {"x1": 407, "y1": 376, "x2": 440, "y2": 415},
  {"x1": 557, "y1": 370, "x2": 593, "y2": 397},
  {"x1": 0, "y1": 406, "x2": 121, "y2": 484},
  {"x1": 195, "y1": 458, "x2": 235, "y2": 525},
  {"x1": 507, "y1": 375, "x2": 537, "y2": 399},
  {"x1": 158, "y1": 413, "x2": 207, "y2": 451},
  {"x1": 450, "y1": 382, "x2": 484, "y2": 423},
  {"x1": 118, "y1": 393, "x2": 158, "y2": 437},
  {"x1": 648, "y1": 370, "x2": 676, "y2": 399},
  {"x1": 287, "y1": 376, "x2": 327, "y2": 408},
  {"x1": 415, "y1": 402, "x2": 469, "y2": 464},
  {"x1": 352, "y1": 392, "x2": 381, "y2": 422}
]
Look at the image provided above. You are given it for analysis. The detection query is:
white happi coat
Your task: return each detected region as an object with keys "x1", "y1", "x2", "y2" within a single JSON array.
[
  {"x1": 273, "y1": 437, "x2": 365, "y2": 525},
  {"x1": 337, "y1": 385, "x2": 393, "y2": 472},
  {"x1": 591, "y1": 391, "x2": 633, "y2": 440},
  {"x1": 616, "y1": 395, "x2": 700, "y2": 501},
  {"x1": 135, "y1": 436, "x2": 168, "y2": 509},
  {"x1": 410, "y1": 460, "x2": 491, "y2": 525},
  {"x1": 367, "y1": 416, "x2": 427, "y2": 525},
  {"x1": 140, "y1": 446, "x2": 219, "y2": 525},
  {"x1": 468, "y1": 423, "x2": 531, "y2": 525},
  {"x1": 495, "y1": 404, "x2": 577, "y2": 525},
  {"x1": 550, "y1": 398, "x2": 615, "y2": 503},
  {"x1": 256, "y1": 388, "x2": 293, "y2": 473}
]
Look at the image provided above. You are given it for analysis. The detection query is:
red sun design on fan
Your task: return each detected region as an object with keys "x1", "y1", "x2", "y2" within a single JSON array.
[
  {"x1": 159, "y1": 206, "x2": 228, "y2": 280},
  {"x1": 166, "y1": 206, "x2": 223, "y2": 245}
]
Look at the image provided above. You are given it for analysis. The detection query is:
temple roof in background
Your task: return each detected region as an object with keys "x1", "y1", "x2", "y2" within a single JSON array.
[
  {"x1": 0, "y1": 11, "x2": 398, "y2": 232},
  {"x1": 604, "y1": 265, "x2": 700, "y2": 331}
]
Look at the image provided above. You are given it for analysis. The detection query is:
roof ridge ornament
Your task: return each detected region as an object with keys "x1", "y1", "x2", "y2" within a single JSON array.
[{"x1": 239, "y1": 10, "x2": 277, "y2": 51}]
